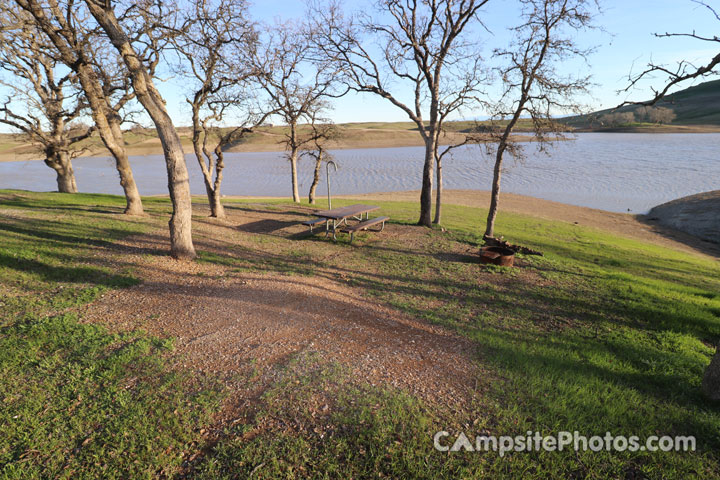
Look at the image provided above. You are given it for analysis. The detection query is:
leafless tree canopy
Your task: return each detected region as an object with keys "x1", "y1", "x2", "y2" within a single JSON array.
[
  {"x1": 599, "y1": 111, "x2": 635, "y2": 127},
  {"x1": 252, "y1": 22, "x2": 343, "y2": 203},
  {"x1": 309, "y1": 0, "x2": 490, "y2": 225},
  {"x1": 482, "y1": 0, "x2": 597, "y2": 238},
  {"x1": 623, "y1": 0, "x2": 720, "y2": 105},
  {"x1": 301, "y1": 109, "x2": 339, "y2": 205},
  {"x1": 0, "y1": 5, "x2": 93, "y2": 193},
  {"x1": 173, "y1": 0, "x2": 260, "y2": 218}
]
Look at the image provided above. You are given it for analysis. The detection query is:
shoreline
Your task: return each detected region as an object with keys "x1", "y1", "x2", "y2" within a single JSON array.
[
  {"x1": 210, "y1": 189, "x2": 720, "y2": 258},
  {"x1": 3, "y1": 124, "x2": 719, "y2": 162}
]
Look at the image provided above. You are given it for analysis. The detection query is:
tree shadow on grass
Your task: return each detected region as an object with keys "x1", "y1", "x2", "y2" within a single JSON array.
[
  {"x1": 0, "y1": 252, "x2": 139, "y2": 287},
  {"x1": 0, "y1": 218, "x2": 165, "y2": 256},
  {"x1": 235, "y1": 219, "x2": 301, "y2": 235}
]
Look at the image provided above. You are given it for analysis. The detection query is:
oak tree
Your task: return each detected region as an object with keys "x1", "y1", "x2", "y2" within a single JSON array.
[
  {"x1": 83, "y1": 0, "x2": 196, "y2": 259},
  {"x1": 0, "y1": 6, "x2": 93, "y2": 193},
  {"x1": 173, "y1": 0, "x2": 258, "y2": 218},
  {"x1": 309, "y1": 0, "x2": 489, "y2": 225},
  {"x1": 15, "y1": 0, "x2": 145, "y2": 215},
  {"x1": 252, "y1": 22, "x2": 341, "y2": 203},
  {"x1": 482, "y1": 0, "x2": 596, "y2": 238}
]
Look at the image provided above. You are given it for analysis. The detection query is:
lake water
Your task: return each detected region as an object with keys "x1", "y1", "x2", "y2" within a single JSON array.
[{"x1": 1, "y1": 133, "x2": 718, "y2": 213}]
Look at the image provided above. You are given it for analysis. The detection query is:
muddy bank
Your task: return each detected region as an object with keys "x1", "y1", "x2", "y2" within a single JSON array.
[{"x1": 647, "y1": 190, "x2": 720, "y2": 245}]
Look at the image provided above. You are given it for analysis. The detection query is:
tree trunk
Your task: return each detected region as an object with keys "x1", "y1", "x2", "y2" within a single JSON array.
[
  {"x1": 433, "y1": 146, "x2": 442, "y2": 225},
  {"x1": 290, "y1": 148, "x2": 300, "y2": 203},
  {"x1": 73, "y1": 61, "x2": 143, "y2": 214},
  {"x1": 308, "y1": 152, "x2": 322, "y2": 204},
  {"x1": 194, "y1": 139, "x2": 220, "y2": 218},
  {"x1": 107, "y1": 119, "x2": 143, "y2": 215},
  {"x1": 45, "y1": 151, "x2": 77, "y2": 193},
  {"x1": 418, "y1": 139, "x2": 434, "y2": 227},
  {"x1": 85, "y1": 2, "x2": 195, "y2": 259},
  {"x1": 209, "y1": 188, "x2": 224, "y2": 218},
  {"x1": 204, "y1": 176, "x2": 225, "y2": 219},
  {"x1": 485, "y1": 146, "x2": 505, "y2": 238},
  {"x1": 211, "y1": 146, "x2": 226, "y2": 219}
]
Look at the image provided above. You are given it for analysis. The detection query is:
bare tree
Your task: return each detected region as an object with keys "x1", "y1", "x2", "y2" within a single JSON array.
[
  {"x1": 173, "y1": 0, "x2": 258, "y2": 218},
  {"x1": 301, "y1": 110, "x2": 339, "y2": 205},
  {"x1": 647, "y1": 106, "x2": 676, "y2": 124},
  {"x1": 483, "y1": 0, "x2": 596, "y2": 238},
  {"x1": 0, "y1": 7, "x2": 93, "y2": 193},
  {"x1": 599, "y1": 111, "x2": 635, "y2": 126},
  {"x1": 14, "y1": 0, "x2": 145, "y2": 215},
  {"x1": 309, "y1": 0, "x2": 488, "y2": 226},
  {"x1": 253, "y1": 23, "x2": 341, "y2": 203},
  {"x1": 624, "y1": 1, "x2": 720, "y2": 105},
  {"x1": 83, "y1": 0, "x2": 196, "y2": 259}
]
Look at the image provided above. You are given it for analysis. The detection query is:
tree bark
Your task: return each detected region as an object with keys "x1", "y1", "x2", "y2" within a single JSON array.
[
  {"x1": 46, "y1": 151, "x2": 78, "y2": 193},
  {"x1": 418, "y1": 139, "x2": 435, "y2": 227},
  {"x1": 209, "y1": 187, "x2": 224, "y2": 218},
  {"x1": 485, "y1": 146, "x2": 505, "y2": 238},
  {"x1": 85, "y1": 1, "x2": 195, "y2": 259},
  {"x1": 78, "y1": 72, "x2": 143, "y2": 214},
  {"x1": 190, "y1": 113, "x2": 225, "y2": 219},
  {"x1": 193, "y1": 136, "x2": 221, "y2": 218},
  {"x1": 290, "y1": 148, "x2": 300, "y2": 203},
  {"x1": 106, "y1": 117, "x2": 143, "y2": 215},
  {"x1": 308, "y1": 151, "x2": 322, "y2": 205},
  {"x1": 288, "y1": 121, "x2": 300, "y2": 203},
  {"x1": 211, "y1": 144, "x2": 226, "y2": 219},
  {"x1": 77, "y1": 63, "x2": 144, "y2": 214},
  {"x1": 433, "y1": 142, "x2": 442, "y2": 225}
]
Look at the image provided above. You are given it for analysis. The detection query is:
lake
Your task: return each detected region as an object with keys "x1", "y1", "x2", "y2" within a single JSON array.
[{"x1": 1, "y1": 133, "x2": 718, "y2": 213}]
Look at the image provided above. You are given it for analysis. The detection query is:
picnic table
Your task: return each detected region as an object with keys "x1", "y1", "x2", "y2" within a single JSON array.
[{"x1": 304, "y1": 204, "x2": 388, "y2": 241}]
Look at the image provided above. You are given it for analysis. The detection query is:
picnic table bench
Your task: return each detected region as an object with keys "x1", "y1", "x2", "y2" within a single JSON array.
[
  {"x1": 302, "y1": 204, "x2": 389, "y2": 242},
  {"x1": 301, "y1": 217, "x2": 328, "y2": 232},
  {"x1": 341, "y1": 216, "x2": 389, "y2": 243}
]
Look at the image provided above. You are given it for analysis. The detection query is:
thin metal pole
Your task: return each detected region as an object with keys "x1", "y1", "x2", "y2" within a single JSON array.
[{"x1": 326, "y1": 160, "x2": 337, "y2": 209}]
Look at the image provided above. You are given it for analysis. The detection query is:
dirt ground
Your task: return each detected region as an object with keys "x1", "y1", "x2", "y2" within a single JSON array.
[
  {"x1": 80, "y1": 204, "x2": 486, "y2": 415},
  {"x1": 76, "y1": 189, "x2": 717, "y2": 424}
]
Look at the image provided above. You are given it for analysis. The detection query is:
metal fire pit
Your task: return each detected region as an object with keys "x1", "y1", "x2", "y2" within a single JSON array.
[{"x1": 479, "y1": 246, "x2": 515, "y2": 267}]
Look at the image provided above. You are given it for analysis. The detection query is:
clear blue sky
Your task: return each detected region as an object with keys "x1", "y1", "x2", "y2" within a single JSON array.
[{"x1": 158, "y1": 0, "x2": 719, "y2": 126}]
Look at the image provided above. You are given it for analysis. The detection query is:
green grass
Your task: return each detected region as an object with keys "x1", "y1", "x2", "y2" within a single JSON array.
[
  {"x1": 2, "y1": 189, "x2": 720, "y2": 478},
  {"x1": 0, "y1": 190, "x2": 223, "y2": 479}
]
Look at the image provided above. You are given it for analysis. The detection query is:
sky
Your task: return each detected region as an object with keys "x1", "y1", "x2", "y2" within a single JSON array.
[
  {"x1": 2, "y1": 0, "x2": 719, "y2": 130},
  {"x1": 156, "y1": 0, "x2": 720, "y2": 126}
]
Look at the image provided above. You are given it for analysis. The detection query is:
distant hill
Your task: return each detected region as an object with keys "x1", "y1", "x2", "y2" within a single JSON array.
[{"x1": 563, "y1": 78, "x2": 720, "y2": 129}]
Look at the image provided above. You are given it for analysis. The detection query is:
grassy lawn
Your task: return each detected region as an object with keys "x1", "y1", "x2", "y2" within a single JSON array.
[
  {"x1": 0, "y1": 192, "x2": 223, "y2": 479},
  {"x1": 1, "y1": 189, "x2": 719, "y2": 478}
]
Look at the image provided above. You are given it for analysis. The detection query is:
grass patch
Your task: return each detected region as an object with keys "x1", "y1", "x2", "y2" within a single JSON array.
[{"x1": 0, "y1": 190, "x2": 224, "y2": 478}]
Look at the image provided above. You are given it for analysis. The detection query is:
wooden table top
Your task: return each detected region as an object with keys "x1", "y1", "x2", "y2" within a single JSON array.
[{"x1": 315, "y1": 204, "x2": 380, "y2": 220}]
